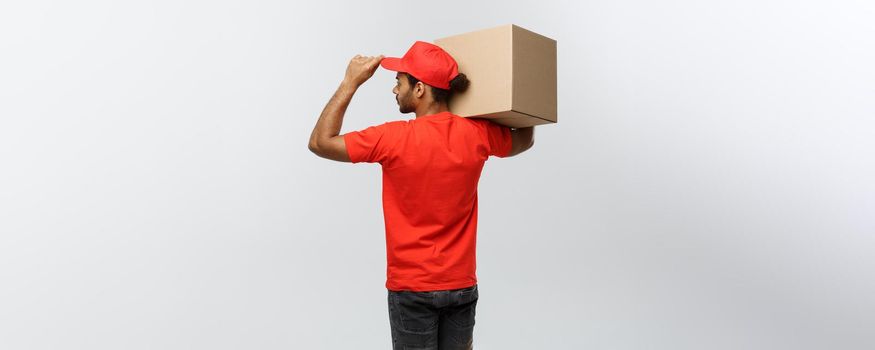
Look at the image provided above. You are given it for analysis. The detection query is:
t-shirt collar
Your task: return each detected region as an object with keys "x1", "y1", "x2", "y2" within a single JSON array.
[{"x1": 417, "y1": 111, "x2": 454, "y2": 119}]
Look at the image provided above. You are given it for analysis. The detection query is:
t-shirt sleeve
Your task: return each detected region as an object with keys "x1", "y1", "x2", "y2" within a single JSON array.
[
  {"x1": 482, "y1": 119, "x2": 513, "y2": 158},
  {"x1": 343, "y1": 121, "x2": 402, "y2": 164}
]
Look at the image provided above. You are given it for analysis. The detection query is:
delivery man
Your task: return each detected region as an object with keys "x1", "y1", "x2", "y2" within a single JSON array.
[{"x1": 308, "y1": 41, "x2": 534, "y2": 350}]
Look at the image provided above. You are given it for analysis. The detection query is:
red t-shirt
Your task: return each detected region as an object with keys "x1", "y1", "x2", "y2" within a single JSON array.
[{"x1": 343, "y1": 111, "x2": 512, "y2": 292}]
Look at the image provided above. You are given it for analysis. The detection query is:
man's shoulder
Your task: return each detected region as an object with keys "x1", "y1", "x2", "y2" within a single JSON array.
[
  {"x1": 463, "y1": 116, "x2": 502, "y2": 130},
  {"x1": 364, "y1": 119, "x2": 409, "y2": 130}
]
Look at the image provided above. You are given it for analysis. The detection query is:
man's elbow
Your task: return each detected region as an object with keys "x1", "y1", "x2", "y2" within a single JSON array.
[
  {"x1": 308, "y1": 140, "x2": 321, "y2": 155},
  {"x1": 520, "y1": 140, "x2": 534, "y2": 154}
]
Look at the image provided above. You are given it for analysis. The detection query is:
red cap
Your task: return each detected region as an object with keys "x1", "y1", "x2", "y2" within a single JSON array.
[{"x1": 380, "y1": 41, "x2": 459, "y2": 90}]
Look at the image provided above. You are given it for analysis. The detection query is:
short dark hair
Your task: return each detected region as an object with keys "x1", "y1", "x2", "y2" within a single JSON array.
[{"x1": 405, "y1": 73, "x2": 470, "y2": 104}]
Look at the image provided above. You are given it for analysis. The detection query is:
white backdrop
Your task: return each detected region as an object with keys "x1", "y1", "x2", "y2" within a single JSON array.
[{"x1": 1, "y1": 0, "x2": 873, "y2": 349}]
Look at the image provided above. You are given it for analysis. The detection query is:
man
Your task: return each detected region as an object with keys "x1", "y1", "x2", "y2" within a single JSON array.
[{"x1": 308, "y1": 41, "x2": 534, "y2": 350}]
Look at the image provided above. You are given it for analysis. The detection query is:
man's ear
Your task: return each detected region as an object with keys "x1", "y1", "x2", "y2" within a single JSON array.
[{"x1": 414, "y1": 82, "x2": 426, "y2": 99}]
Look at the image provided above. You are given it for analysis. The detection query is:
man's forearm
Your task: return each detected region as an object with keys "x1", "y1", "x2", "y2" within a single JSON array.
[
  {"x1": 515, "y1": 126, "x2": 534, "y2": 146},
  {"x1": 309, "y1": 80, "x2": 358, "y2": 148}
]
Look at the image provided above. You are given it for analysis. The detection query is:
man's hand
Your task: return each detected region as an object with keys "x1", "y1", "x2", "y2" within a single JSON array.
[{"x1": 343, "y1": 54, "x2": 384, "y2": 87}]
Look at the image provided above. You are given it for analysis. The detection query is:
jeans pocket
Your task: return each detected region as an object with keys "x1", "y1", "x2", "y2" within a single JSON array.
[
  {"x1": 446, "y1": 298, "x2": 477, "y2": 328},
  {"x1": 395, "y1": 292, "x2": 439, "y2": 333}
]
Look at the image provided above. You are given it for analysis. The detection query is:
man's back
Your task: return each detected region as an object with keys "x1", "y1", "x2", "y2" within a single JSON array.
[
  {"x1": 308, "y1": 42, "x2": 536, "y2": 348},
  {"x1": 344, "y1": 111, "x2": 512, "y2": 291}
]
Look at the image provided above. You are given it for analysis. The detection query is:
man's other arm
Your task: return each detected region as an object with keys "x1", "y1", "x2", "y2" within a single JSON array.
[{"x1": 506, "y1": 126, "x2": 534, "y2": 157}]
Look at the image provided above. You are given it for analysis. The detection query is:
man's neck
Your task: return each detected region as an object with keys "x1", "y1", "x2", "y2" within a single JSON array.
[{"x1": 414, "y1": 103, "x2": 450, "y2": 118}]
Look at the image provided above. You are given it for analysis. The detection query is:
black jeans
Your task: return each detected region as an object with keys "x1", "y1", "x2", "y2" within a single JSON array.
[{"x1": 387, "y1": 284, "x2": 479, "y2": 350}]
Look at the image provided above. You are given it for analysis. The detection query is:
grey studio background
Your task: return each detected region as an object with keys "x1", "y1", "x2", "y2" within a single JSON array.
[{"x1": 1, "y1": 0, "x2": 873, "y2": 349}]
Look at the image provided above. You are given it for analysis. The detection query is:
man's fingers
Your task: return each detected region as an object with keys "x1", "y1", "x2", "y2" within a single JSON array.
[
  {"x1": 344, "y1": 53, "x2": 384, "y2": 85},
  {"x1": 367, "y1": 55, "x2": 383, "y2": 66},
  {"x1": 352, "y1": 54, "x2": 382, "y2": 60}
]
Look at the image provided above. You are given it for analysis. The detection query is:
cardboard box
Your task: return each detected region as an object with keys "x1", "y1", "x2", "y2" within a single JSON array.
[{"x1": 435, "y1": 24, "x2": 557, "y2": 128}]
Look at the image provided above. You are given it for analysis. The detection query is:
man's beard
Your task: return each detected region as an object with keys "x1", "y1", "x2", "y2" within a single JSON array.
[{"x1": 398, "y1": 94, "x2": 414, "y2": 114}]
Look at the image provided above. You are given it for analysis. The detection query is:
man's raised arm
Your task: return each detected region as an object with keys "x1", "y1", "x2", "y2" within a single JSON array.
[{"x1": 308, "y1": 54, "x2": 383, "y2": 162}]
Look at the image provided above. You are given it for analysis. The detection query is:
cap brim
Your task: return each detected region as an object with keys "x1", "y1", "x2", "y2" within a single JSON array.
[{"x1": 380, "y1": 57, "x2": 404, "y2": 72}]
